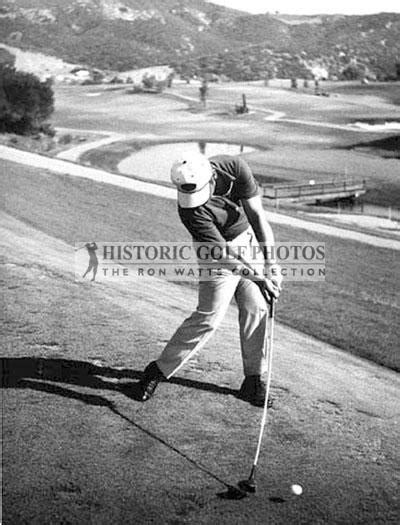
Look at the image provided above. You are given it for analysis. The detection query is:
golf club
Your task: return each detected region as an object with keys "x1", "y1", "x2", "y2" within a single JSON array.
[
  {"x1": 238, "y1": 297, "x2": 276, "y2": 494},
  {"x1": 225, "y1": 245, "x2": 279, "y2": 494},
  {"x1": 110, "y1": 404, "x2": 248, "y2": 500}
]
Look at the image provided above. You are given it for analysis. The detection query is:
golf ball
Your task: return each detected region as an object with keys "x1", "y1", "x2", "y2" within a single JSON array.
[{"x1": 291, "y1": 484, "x2": 303, "y2": 495}]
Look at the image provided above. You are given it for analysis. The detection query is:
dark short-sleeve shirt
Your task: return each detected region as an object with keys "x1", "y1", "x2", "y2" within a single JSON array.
[{"x1": 178, "y1": 155, "x2": 259, "y2": 243}]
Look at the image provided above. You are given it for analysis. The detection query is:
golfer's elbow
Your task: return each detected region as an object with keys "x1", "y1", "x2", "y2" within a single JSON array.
[{"x1": 248, "y1": 211, "x2": 275, "y2": 247}]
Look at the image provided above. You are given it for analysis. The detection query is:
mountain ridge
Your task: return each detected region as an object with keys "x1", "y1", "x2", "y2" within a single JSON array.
[{"x1": 1, "y1": 1, "x2": 399, "y2": 80}]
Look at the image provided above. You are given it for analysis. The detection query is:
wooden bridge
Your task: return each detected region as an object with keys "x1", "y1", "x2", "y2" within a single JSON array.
[{"x1": 260, "y1": 178, "x2": 367, "y2": 204}]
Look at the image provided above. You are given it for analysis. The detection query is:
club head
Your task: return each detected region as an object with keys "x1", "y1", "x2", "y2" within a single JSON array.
[
  {"x1": 217, "y1": 485, "x2": 248, "y2": 500},
  {"x1": 238, "y1": 478, "x2": 257, "y2": 493}
]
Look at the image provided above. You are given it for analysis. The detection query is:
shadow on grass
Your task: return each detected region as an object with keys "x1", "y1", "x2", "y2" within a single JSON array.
[
  {"x1": 1, "y1": 356, "x2": 242, "y2": 497},
  {"x1": 1, "y1": 357, "x2": 238, "y2": 401}
]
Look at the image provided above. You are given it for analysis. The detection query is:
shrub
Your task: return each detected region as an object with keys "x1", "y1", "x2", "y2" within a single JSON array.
[
  {"x1": 0, "y1": 65, "x2": 54, "y2": 135},
  {"x1": 58, "y1": 134, "x2": 72, "y2": 145},
  {"x1": 0, "y1": 48, "x2": 15, "y2": 67},
  {"x1": 40, "y1": 123, "x2": 56, "y2": 137},
  {"x1": 141, "y1": 74, "x2": 165, "y2": 93},
  {"x1": 340, "y1": 63, "x2": 364, "y2": 80}
]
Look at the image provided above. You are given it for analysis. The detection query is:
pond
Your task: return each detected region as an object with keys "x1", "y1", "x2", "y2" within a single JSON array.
[
  {"x1": 118, "y1": 141, "x2": 256, "y2": 182},
  {"x1": 313, "y1": 199, "x2": 400, "y2": 221},
  {"x1": 350, "y1": 120, "x2": 400, "y2": 132}
]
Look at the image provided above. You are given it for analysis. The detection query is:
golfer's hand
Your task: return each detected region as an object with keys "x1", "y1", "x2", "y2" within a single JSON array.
[
  {"x1": 260, "y1": 277, "x2": 280, "y2": 300},
  {"x1": 265, "y1": 263, "x2": 283, "y2": 292}
]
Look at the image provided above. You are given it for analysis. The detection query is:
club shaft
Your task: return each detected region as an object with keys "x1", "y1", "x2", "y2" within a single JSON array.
[
  {"x1": 252, "y1": 306, "x2": 275, "y2": 468},
  {"x1": 229, "y1": 246, "x2": 273, "y2": 304},
  {"x1": 230, "y1": 247, "x2": 277, "y2": 471}
]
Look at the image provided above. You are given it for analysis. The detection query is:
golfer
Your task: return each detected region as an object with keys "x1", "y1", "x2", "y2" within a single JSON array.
[
  {"x1": 82, "y1": 242, "x2": 98, "y2": 281},
  {"x1": 139, "y1": 153, "x2": 282, "y2": 406}
]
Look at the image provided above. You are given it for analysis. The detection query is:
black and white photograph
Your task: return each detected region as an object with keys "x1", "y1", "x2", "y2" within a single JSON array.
[{"x1": 1, "y1": 0, "x2": 399, "y2": 523}]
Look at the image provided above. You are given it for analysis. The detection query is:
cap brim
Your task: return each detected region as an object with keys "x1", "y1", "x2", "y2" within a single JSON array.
[{"x1": 177, "y1": 184, "x2": 211, "y2": 208}]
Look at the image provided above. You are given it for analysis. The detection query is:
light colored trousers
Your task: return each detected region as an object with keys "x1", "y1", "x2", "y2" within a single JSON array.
[{"x1": 157, "y1": 228, "x2": 269, "y2": 379}]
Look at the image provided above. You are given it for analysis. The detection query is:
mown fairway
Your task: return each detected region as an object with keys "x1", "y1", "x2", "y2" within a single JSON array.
[
  {"x1": 53, "y1": 81, "x2": 400, "y2": 208},
  {"x1": 2, "y1": 159, "x2": 399, "y2": 524}
]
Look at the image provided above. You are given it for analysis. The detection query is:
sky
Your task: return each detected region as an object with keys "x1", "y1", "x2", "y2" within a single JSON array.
[{"x1": 207, "y1": 0, "x2": 400, "y2": 15}]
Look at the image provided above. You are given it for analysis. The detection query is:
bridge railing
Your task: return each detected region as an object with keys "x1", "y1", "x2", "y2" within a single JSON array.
[{"x1": 260, "y1": 178, "x2": 366, "y2": 200}]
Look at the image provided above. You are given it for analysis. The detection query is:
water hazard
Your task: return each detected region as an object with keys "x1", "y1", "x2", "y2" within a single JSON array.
[
  {"x1": 350, "y1": 119, "x2": 400, "y2": 132},
  {"x1": 118, "y1": 141, "x2": 256, "y2": 182},
  {"x1": 314, "y1": 200, "x2": 400, "y2": 221}
]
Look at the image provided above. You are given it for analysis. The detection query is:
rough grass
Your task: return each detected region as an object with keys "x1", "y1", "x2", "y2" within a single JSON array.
[{"x1": 2, "y1": 160, "x2": 399, "y2": 371}]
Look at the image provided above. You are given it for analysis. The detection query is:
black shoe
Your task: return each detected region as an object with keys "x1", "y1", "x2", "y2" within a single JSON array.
[
  {"x1": 238, "y1": 376, "x2": 273, "y2": 408},
  {"x1": 139, "y1": 361, "x2": 164, "y2": 401}
]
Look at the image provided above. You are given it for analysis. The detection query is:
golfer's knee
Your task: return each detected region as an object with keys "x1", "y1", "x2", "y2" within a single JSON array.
[
  {"x1": 240, "y1": 300, "x2": 268, "y2": 316},
  {"x1": 189, "y1": 309, "x2": 221, "y2": 331}
]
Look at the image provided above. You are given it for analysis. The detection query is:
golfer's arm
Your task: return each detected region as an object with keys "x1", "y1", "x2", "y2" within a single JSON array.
[
  {"x1": 186, "y1": 210, "x2": 266, "y2": 281},
  {"x1": 242, "y1": 196, "x2": 276, "y2": 263},
  {"x1": 223, "y1": 246, "x2": 264, "y2": 283}
]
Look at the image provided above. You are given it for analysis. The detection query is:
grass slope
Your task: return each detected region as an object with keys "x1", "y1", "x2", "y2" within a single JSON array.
[
  {"x1": 3, "y1": 224, "x2": 398, "y2": 524},
  {"x1": 1, "y1": 159, "x2": 399, "y2": 370}
]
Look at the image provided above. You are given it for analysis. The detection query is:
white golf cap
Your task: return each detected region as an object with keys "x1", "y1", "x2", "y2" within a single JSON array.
[{"x1": 170, "y1": 153, "x2": 213, "y2": 208}]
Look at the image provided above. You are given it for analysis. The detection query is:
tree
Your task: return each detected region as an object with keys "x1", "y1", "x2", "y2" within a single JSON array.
[
  {"x1": 199, "y1": 79, "x2": 208, "y2": 108},
  {"x1": 0, "y1": 66, "x2": 54, "y2": 134},
  {"x1": 235, "y1": 94, "x2": 249, "y2": 114},
  {"x1": 396, "y1": 62, "x2": 400, "y2": 80},
  {"x1": 0, "y1": 48, "x2": 15, "y2": 67},
  {"x1": 340, "y1": 63, "x2": 364, "y2": 80}
]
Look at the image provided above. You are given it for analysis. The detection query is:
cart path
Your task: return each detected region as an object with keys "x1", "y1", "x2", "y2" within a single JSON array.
[
  {"x1": 1, "y1": 145, "x2": 399, "y2": 251},
  {"x1": 55, "y1": 128, "x2": 165, "y2": 161}
]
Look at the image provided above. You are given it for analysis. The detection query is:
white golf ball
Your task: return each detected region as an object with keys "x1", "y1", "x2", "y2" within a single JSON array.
[{"x1": 291, "y1": 484, "x2": 303, "y2": 495}]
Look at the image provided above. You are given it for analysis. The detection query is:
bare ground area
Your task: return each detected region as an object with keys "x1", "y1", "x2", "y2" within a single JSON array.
[{"x1": 1, "y1": 166, "x2": 400, "y2": 523}]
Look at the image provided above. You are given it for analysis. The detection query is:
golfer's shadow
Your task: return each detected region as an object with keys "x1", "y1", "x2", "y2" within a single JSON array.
[
  {"x1": 2, "y1": 357, "x2": 247, "y2": 499},
  {"x1": 1, "y1": 357, "x2": 238, "y2": 404}
]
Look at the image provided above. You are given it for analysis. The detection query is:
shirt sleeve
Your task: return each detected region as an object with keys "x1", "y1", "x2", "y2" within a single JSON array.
[
  {"x1": 178, "y1": 207, "x2": 226, "y2": 245},
  {"x1": 234, "y1": 157, "x2": 259, "y2": 200}
]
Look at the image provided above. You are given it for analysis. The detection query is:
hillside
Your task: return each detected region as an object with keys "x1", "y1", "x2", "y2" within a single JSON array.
[
  {"x1": 2, "y1": 195, "x2": 399, "y2": 524},
  {"x1": 1, "y1": 156, "x2": 400, "y2": 522},
  {"x1": 0, "y1": 1, "x2": 399, "y2": 80}
]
